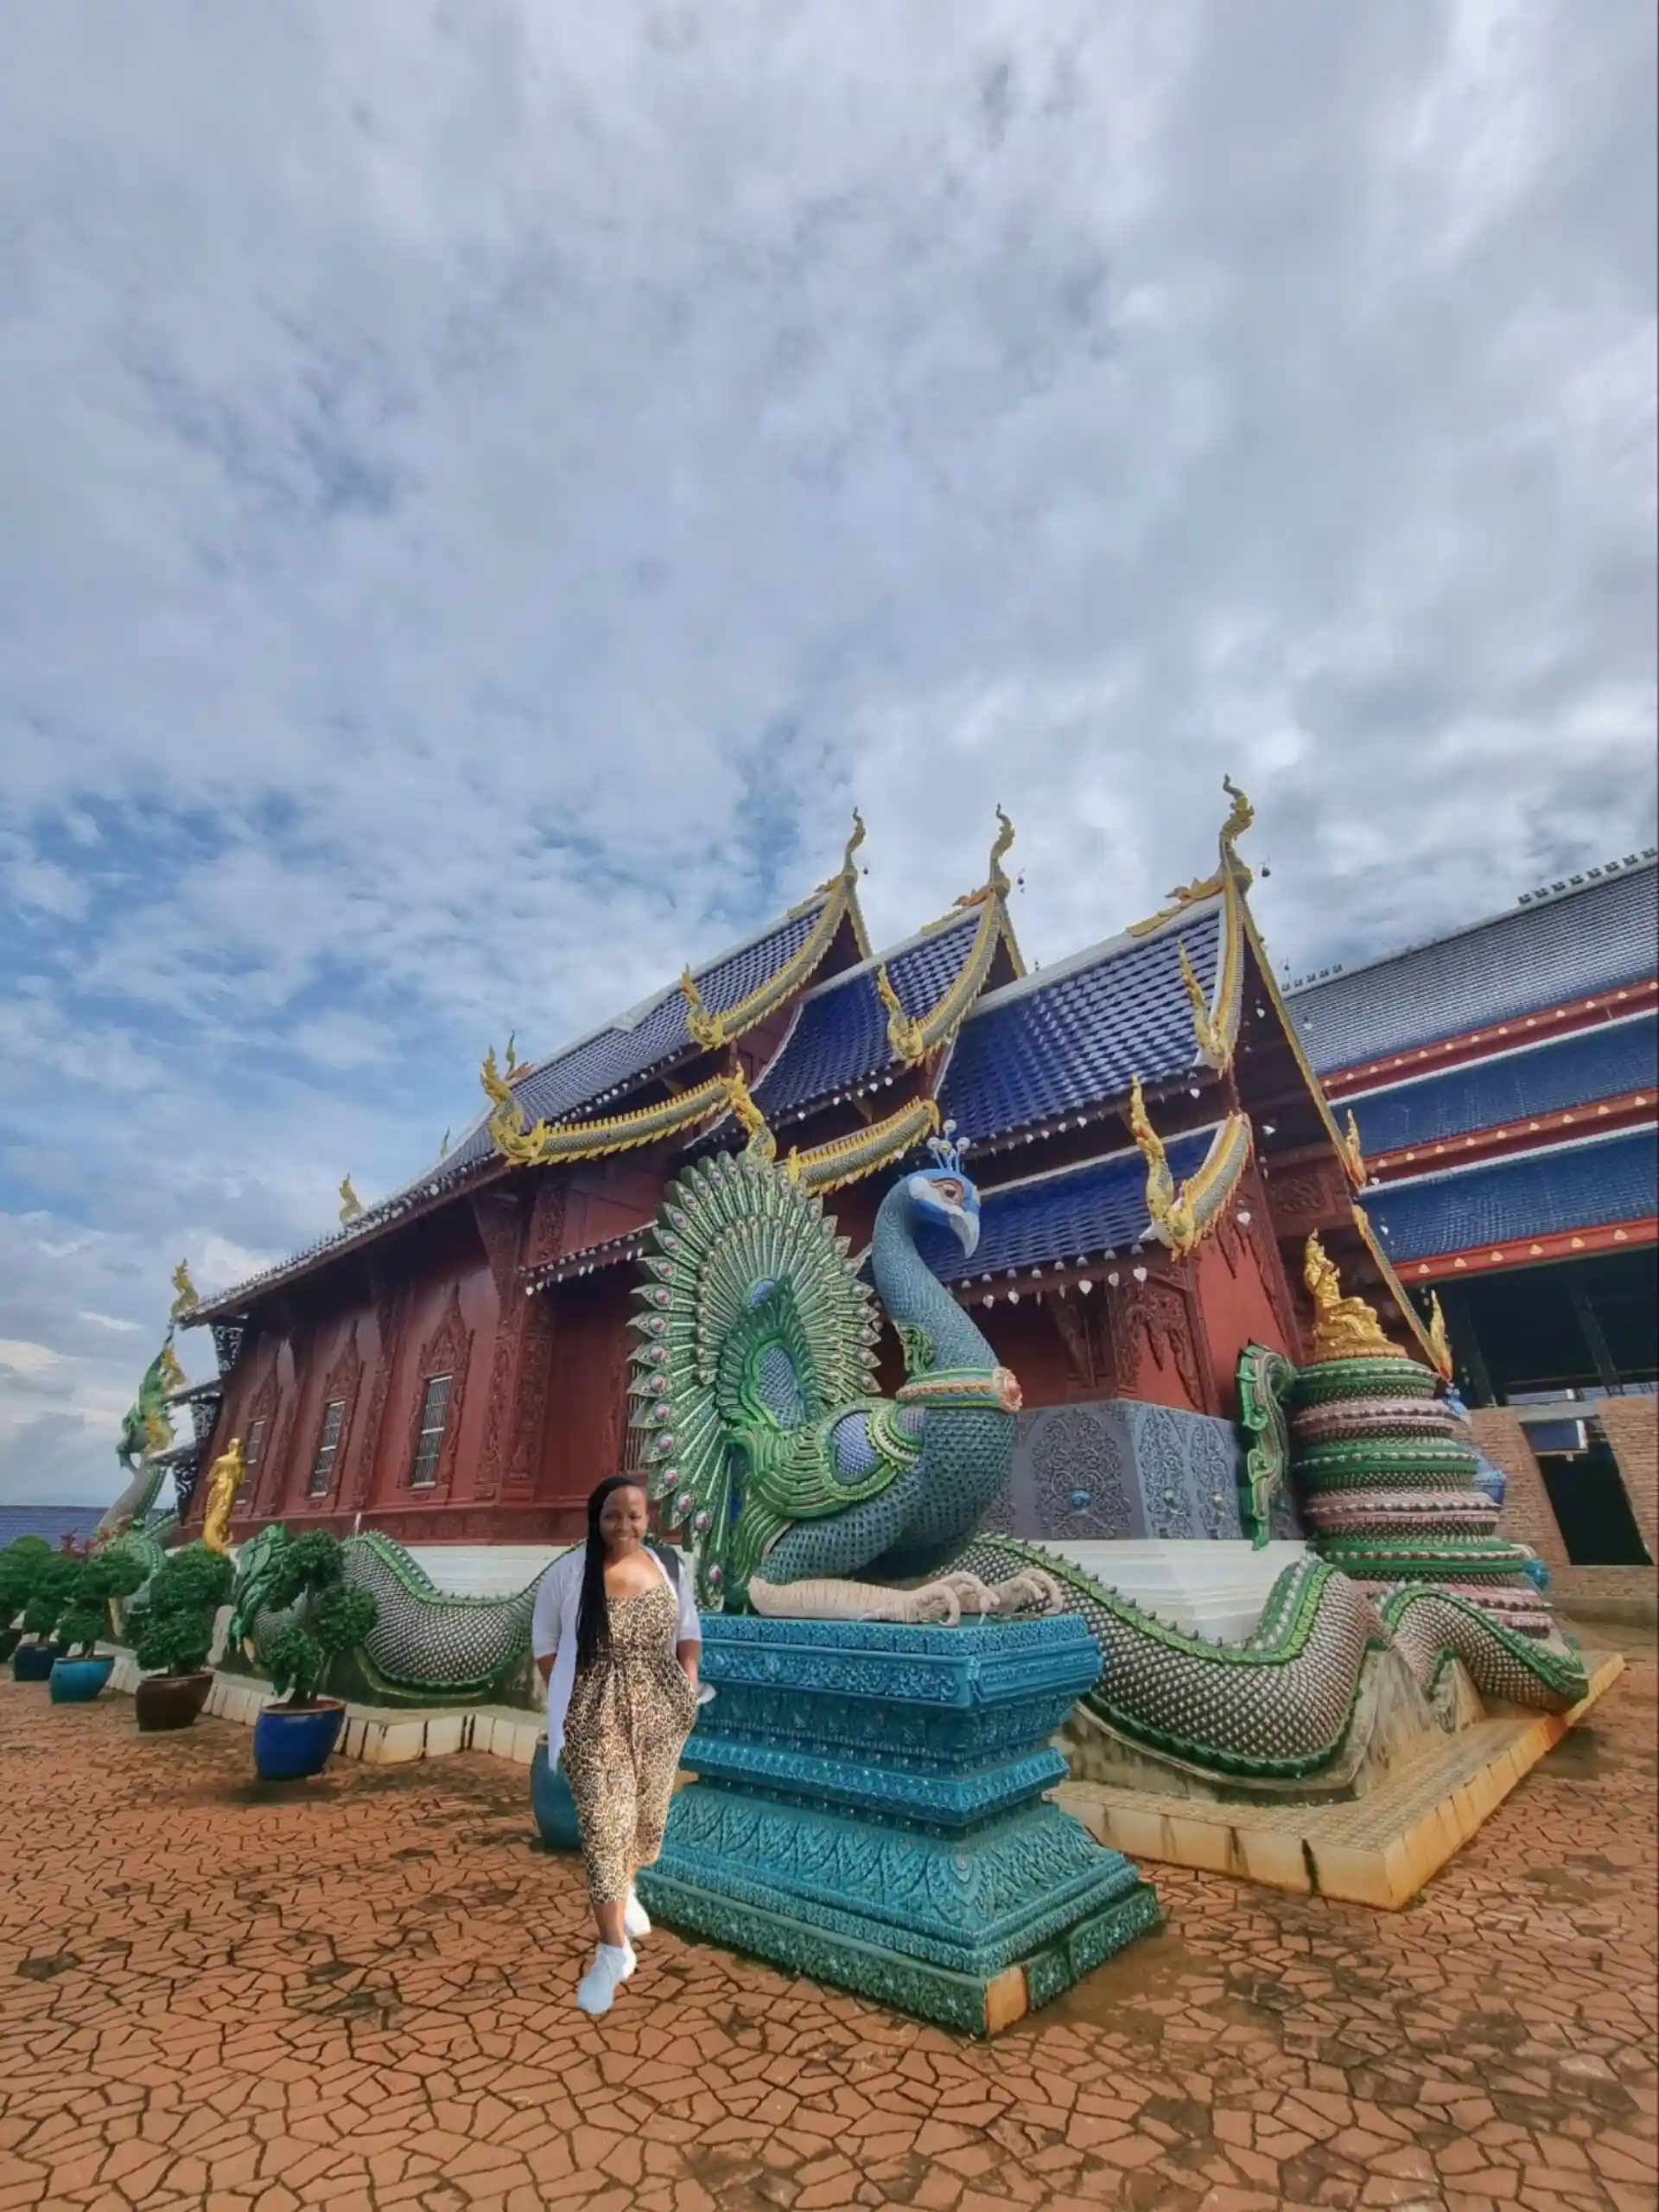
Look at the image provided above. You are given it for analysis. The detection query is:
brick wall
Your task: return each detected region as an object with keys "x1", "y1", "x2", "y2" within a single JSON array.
[
  {"x1": 1471, "y1": 1408, "x2": 1569, "y2": 1573},
  {"x1": 1599, "y1": 1395, "x2": 1658, "y2": 1562}
]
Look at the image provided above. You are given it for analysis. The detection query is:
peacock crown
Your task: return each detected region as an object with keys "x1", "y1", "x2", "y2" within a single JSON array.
[{"x1": 925, "y1": 1120, "x2": 968, "y2": 1179}]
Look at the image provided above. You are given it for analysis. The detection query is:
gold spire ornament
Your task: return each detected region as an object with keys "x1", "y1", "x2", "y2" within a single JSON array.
[
  {"x1": 339, "y1": 1175, "x2": 364, "y2": 1224},
  {"x1": 1178, "y1": 942, "x2": 1228, "y2": 1068},
  {"x1": 1303, "y1": 1233, "x2": 1396, "y2": 1361},
  {"x1": 875, "y1": 963, "x2": 927, "y2": 1065},
  {"x1": 1338, "y1": 1109, "x2": 1367, "y2": 1187},
  {"x1": 954, "y1": 807, "x2": 1016, "y2": 910},
  {"x1": 1128, "y1": 775, "x2": 1255, "y2": 936},
  {"x1": 1427, "y1": 1291, "x2": 1454, "y2": 1382},
  {"x1": 200, "y1": 1435, "x2": 245, "y2": 1554},
  {"x1": 168, "y1": 1261, "x2": 199, "y2": 1320},
  {"x1": 1217, "y1": 774, "x2": 1255, "y2": 889},
  {"x1": 505, "y1": 1031, "x2": 520, "y2": 1075}
]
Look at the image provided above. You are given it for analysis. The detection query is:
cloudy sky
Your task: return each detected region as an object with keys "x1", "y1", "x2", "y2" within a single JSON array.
[{"x1": 2, "y1": 2, "x2": 1655, "y2": 1506}]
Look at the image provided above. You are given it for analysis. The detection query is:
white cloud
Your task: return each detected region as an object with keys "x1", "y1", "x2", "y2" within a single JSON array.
[{"x1": 0, "y1": 1, "x2": 1654, "y2": 1499}]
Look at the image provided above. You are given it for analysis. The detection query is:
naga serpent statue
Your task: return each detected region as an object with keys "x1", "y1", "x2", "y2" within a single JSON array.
[{"x1": 223, "y1": 1122, "x2": 1589, "y2": 1779}]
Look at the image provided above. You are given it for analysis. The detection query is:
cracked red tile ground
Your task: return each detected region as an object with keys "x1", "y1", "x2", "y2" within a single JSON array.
[{"x1": 1, "y1": 1642, "x2": 1653, "y2": 2212}]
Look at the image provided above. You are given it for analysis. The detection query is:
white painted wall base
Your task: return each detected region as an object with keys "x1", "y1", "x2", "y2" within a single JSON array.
[{"x1": 1038, "y1": 1539, "x2": 1311, "y2": 1642}]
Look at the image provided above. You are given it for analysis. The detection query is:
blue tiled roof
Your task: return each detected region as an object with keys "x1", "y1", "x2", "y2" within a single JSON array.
[
  {"x1": 918, "y1": 1130, "x2": 1215, "y2": 1283},
  {"x1": 752, "y1": 914, "x2": 984, "y2": 1124},
  {"x1": 1289, "y1": 859, "x2": 1658, "y2": 1075},
  {"x1": 442, "y1": 901, "x2": 828, "y2": 1173},
  {"x1": 0, "y1": 1505, "x2": 107, "y2": 1550},
  {"x1": 1351, "y1": 1014, "x2": 1658, "y2": 1155},
  {"x1": 940, "y1": 906, "x2": 1222, "y2": 1146},
  {"x1": 1363, "y1": 1127, "x2": 1658, "y2": 1262}
]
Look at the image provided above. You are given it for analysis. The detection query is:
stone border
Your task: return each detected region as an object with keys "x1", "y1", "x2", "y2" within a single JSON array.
[{"x1": 1055, "y1": 1650, "x2": 1625, "y2": 1910}]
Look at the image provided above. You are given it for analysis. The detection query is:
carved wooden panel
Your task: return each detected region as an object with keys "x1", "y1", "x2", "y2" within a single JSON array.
[
  {"x1": 240, "y1": 1366, "x2": 282, "y2": 1520},
  {"x1": 524, "y1": 1179, "x2": 568, "y2": 1274},
  {"x1": 1048, "y1": 1295, "x2": 1098, "y2": 1394},
  {"x1": 1107, "y1": 1266, "x2": 1213, "y2": 1413},
  {"x1": 470, "y1": 1191, "x2": 524, "y2": 1306},
  {"x1": 506, "y1": 1292, "x2": 557, "y2": 1497},
  {"x1": 353, "y1": 1259, "x2": 408, "y2": 1510},
  {"x1": 1262, "y1": 1154, "x2": 1351, "y2": 1241}
]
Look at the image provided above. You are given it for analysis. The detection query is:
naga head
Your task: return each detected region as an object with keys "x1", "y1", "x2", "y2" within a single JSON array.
[{"x1": 905, "y1": 1122, "x2": 981, "y2": 1257}]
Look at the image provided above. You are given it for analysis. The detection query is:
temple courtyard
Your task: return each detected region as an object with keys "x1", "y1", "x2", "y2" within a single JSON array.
[{"x1": 0, "y1": 1640, "x2": 1653, "y2": 2212}]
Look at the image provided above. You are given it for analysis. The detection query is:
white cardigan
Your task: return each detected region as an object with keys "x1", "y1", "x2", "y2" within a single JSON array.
[{"x1": 531, "y1": 1546, "x2": 702, "y2": 1771}]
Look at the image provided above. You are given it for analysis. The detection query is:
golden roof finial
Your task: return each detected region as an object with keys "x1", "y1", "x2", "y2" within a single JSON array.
[
  {"x1": 1128, "y1": 1076, "x2": 1199, "y2": 1257},
  {"x1": 339, "y1": 1175, "x2": 364, "y2": 1224},
  {"x1": 505, "y1": 1030, "x2": 519, "y2": 1076},
  {"x1": 816, "y1": 809, "x2": 868, "y2": 893},
  {"x1": 1218, "y1": 774, "x2": 1255, "y2": 888},
  {"x1": 1303, "y1": 1233, "x2": 1397, "y2": 1362},
  {"x1": 679, "y1": 967, "x2": 728, "y2": 1051},
  {"x1": 1178, "y1": 942, "x2": 1227, "y2": 1068},
  {"x1": 1427, "y1": 1291, "x2": 1454, "y2": 1382},
  {"x1": 875, "y1": 963, "x2": 927, "y2": 1065},
  {"x1": 952, "y1": 805, "x2": 1017, "y2": 911},
  {"x1": 168, "y1": 1261, "x2": 199, "y2": 1320}
]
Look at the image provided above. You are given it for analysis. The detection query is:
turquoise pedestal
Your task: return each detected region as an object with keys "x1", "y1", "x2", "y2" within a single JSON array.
[{"x1": 637, "y1": 1613, "x2": 1160, "y2": 2036}]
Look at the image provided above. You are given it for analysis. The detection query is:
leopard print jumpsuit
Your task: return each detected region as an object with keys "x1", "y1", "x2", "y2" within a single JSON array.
[{"x1": 560, "y1": 1584, "x2": 700, "y2": 1904}]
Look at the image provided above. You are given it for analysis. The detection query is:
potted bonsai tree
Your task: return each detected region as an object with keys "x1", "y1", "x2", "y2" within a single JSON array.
[
  {"x1": 133, "y1": 1544, "x2": 235, "y2": 1732},
  {"x1": 10, "y1": 1550, "x2": 81, "y2": 1681},
  {"x1": 0, "y1": 1536, "x2": 54, "y2": 1664},
  {"x1": 50, "y1": 1550, "x2": 148, "y2": 1702},
  {"x1": 251, "y1": 1530, "x2": 377, "y2": 1780}
]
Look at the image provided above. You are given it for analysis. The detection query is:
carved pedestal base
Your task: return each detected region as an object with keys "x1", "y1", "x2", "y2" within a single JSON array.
[{"x1": 637, "y1": 1614, "x2": 1160, "y2": 2036}]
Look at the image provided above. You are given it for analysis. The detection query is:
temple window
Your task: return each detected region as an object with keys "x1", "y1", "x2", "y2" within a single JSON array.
[
  {"x1": 245, "y1": 1417, "x2": 266, "y2": 1477},
  {"x1": 308, "y1": 1400, "x2": 346, "y2": 1497},
  {"x1": 410, "y1": 1375, "x2": 452, "y2": 1487}
]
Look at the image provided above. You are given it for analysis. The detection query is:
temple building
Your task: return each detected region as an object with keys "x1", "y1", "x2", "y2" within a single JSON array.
[
  {"x1": 168, "y1": 788, "x2": 1451, "y2": 1627},
  {"x1": 1288, "y1": 850, "x2": 1658, "y2": 1616}
]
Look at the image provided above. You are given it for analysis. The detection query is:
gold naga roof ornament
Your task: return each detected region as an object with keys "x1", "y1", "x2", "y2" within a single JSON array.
[
  {"x1": 1177, "y1": 942, "x2": 1230, "y2": 1071},
  {"x1": 481, "y1": 1043, "x2": 557, "y2": 1166},
  {"x1": 168, "y1": 1261, "x2": 199, "y2": 1320},
  {"x1": 951, "y1": 805, "x2": 1016, "y2": 912},
  {"x1": 813, "y1": 809, "x2": 867, "y2": 896},
  {"x1": 1427, "y1": 1291, "x2": 1455, "y2": 1382},
  {"x1": 339, "y1": 1175, "x2": 364, "y2": 1224},
  {"x1": 875, "y1": 963, "x2": 928, "y2": 1066},
  {"x1": 1128, "y1": 1077, "x2": 1199, "y2": 1258},
  {"x1": 721, "y1": 1064, "x2": 778, "y2": 1165},
  {"x1": 787, "y1": 1096, "x2": 943, "y2": 1198},
  {"x1": 159, "y1": 1338, "x2": 187, "y2": 1393},
  {"x1": 678, "y1": 967, "x2": 728, "y2": 1052},
  {"x1": 1128, "y1": 775, "x2": 1254, "y2": 938},
  {"x1": 1303, "y1": 1232, "x2": 1398, "y2": 1362},
  {"x1": 1339, "y1": 1109, "x2": 1367, "y2": 1187}
]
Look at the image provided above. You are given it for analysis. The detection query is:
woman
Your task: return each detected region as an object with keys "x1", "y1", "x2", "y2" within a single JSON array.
[{"x1": 531, "y1": 1475, "x2": 702, "y2": 2016}]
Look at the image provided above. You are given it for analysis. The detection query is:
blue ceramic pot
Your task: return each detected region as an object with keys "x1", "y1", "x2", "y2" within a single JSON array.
[
  {"x1": 253, "y1": 1700, "x2": 346, "y2": 1781},
  {"x1": 11, "y1": 1643, "x2": 59, "y2": 1683},
  {"x1": 530, "y1": 1741, "x2": 582, "y2": 1850},
  {"x1": 50, "y1": 1655, "x2": 114, "y2": 1703}
]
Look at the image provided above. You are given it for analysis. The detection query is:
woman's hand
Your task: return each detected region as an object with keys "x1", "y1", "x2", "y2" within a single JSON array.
[{"x1": 677, "y1": 1639, "x2": 701, "y2": 1693}]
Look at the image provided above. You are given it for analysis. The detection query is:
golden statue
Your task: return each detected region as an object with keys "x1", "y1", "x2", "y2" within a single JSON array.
[
  {"x1": 339, "y1": 1174, "x2": 364, "y2": 1224},
  {"x1": 1303, "y1": 1234, "x2": 1395, "y2": 1361},
  {"x1": 168, "y1": 1260, "x2": 199, "y2": 1320},
  {"x1": 1427, "y1": 1291, "x2": 1454, "y2": 1381},
  {"x1": 200, "y1": 1437, "x2": 245, "y2": 1554}
]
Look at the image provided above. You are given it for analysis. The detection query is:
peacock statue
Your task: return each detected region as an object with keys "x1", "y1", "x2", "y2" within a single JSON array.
[{"x1": 628, "y1": 1120, "x2": 1058, "y2": 1620}]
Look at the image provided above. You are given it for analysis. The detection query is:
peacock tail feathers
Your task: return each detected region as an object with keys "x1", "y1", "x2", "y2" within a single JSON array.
[{"x1": 629, "y1": 1147, "x2": 890, "y2": 1604}]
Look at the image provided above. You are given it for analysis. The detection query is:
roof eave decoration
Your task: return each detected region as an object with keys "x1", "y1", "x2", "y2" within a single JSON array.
[
  {"x1": 921, "y1": 806, "x2": 1027, "y2": 979},
  {"x1": 785, "y1": 1097, "x2": 944, "y2": 1198},
  {"x1": 483, "y1": 1047, "x2": 768, "y2": 1168},
  {"x1": 682, "y1": 814, "x2": 870, "y2": 1050},
  {"x1": 1347, "y1": 1203, "x2": 1448, "y2": 1371},
  {"x1": 1128, "y1": 1075, "x2": 1253, "y2": 1259}
]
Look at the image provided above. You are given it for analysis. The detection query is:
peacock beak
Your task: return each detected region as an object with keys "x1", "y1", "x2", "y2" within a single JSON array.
[{"x1": 950, "y1": 1208, "x2": 980, "y2": 1259}]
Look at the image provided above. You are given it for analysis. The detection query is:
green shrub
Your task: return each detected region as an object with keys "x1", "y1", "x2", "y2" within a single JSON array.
[
  {"x1": 134, "y1": 1545, "x2": 235, "y2": 1679},
  {"x1": 52, "y1": 1553, "x2": 147, "y2": 1657},
  {"x1": 1, "y1": 1539, "x2": 68, "y2": 1630},
  {"x1": 16, "y1": 1554, "x2": 80, "y2": 1643},
  {"x1": 260, "y1": 1533, "x2": 376, "y2": 1707}
]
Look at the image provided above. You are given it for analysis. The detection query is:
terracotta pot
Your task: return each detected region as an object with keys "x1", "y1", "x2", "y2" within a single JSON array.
[{"x1": 136, "y1": 1672, "x2": 214, "y2": 1732}]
